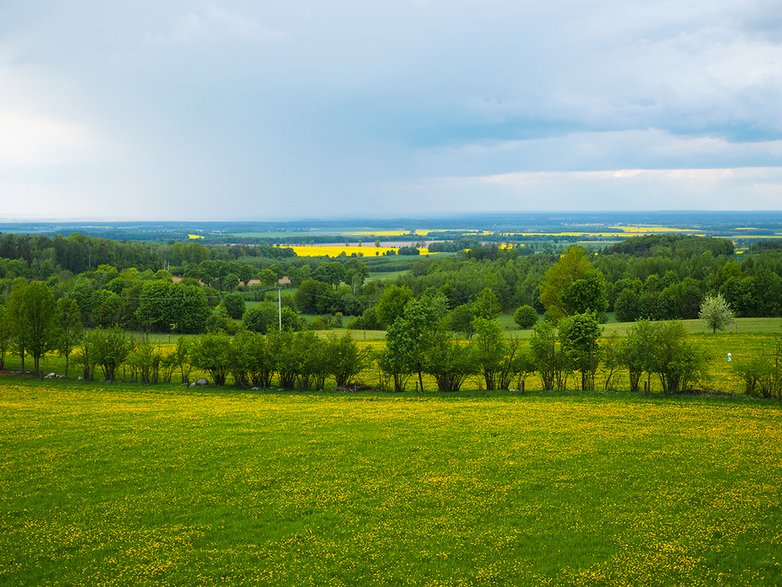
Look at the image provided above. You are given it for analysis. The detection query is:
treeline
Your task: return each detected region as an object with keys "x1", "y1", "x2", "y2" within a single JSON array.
[
  {"x1": 0, "y1": 233, "x2": 295, "y2": 278},
  {"x1": 5, "y1": 304, "x2": 780, "y2": 399},
  {"x1": 370, "y1": 236, "x2": 782, "y2": 322}
]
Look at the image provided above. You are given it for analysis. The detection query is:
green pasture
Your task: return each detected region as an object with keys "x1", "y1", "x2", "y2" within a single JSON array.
[
  {"x1": 1, "y1": 384, "x2": 780, "y2": 585},
  {"x1": 365, "y1": 269, "x2": 411, "y2": 282}
]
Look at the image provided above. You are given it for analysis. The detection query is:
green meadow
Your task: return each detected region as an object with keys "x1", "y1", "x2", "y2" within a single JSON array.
[{"x1": 1, "y1": 383, "x2": 780, "y2": 585}]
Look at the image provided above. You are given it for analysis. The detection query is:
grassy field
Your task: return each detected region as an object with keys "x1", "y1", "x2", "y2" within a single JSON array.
[{"x1": 1, "y1": 383, "x2": 780, "y2": 585}]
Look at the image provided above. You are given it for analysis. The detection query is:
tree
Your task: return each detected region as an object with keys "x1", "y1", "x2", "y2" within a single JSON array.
[
  {"x1": 128, "y1": 341, "x2": 162, "y2": 384},
  {"x1": 471, "y1": 287, "x2": 502, "y2": 320},
  {"x1": 471, "y1": 318, "x2": 513, "y2": 390},
  {"x1": 424, "y1": 333, "x2": 474, "y2": 392},
  {"x1": 513, "y1": 305, "x2": 538, "y2": 329},
  {"x1": 614, "y1": 288, "x2": 643, "y2": 323},
  {"x1": 150, "y1": 281, "x2": 211, "y2": 333},
  {"x1": 327, "y1": 332, "x2": 371, "y2": 388},
  {"x1": 561, "y1": 270, "x2": 608, "y2": 319},
  {"x1": 539, "y1": 247, "x2": 607, "y2": 323},
  {"x1": 228, "y1": 330, "x2": 255, "y2": 388},
  {"x1": 447, "y1": 304, "x2": 476, "y2": 338},
  {"x1": 295, "y1": 279, "x2": 337, "y2": 314},
  {"x1": 243, "y1": 302, "x2": 278, "y2": 334},
  {"x1": 191, "y1": 332, "x2": 231, "y2": 385},
  {"x1": 539, "y1": 246, "x2": 592, "y2": 323},
  {"x1": 55, "y1": 297, "x2": 83, "y2": 378},
  {"x1": 375, "y1": 285, "x2": 413, "y2": 327},
  {"x1": 173, "y1": 337, "x2": 193, "y2": 385},
  {"x1": 0, "y1": 304, "x2": 11, "y2": 369},
  {"x1": 377, "y1": 345, "x2": 414, "y2": 392},
  {"x1": 529, "y1": 320, "x2": 566, "y2": 390},
  {"x1": 244, "y1": 302, "x2": 300, "y2": 333},
  {"x1": 617, "y1": 320, "x2": 656, "y2": 392},
  {"x1": 558, "y1": 312, "x2": 602, "y2": 391},
  {"x1": 296, "y1": 332, "x2": 329, "y2": 390},
  {"x1": 222, "y1": 292, "x2": 246, "y2": 320},
  {"x1": 699, "y1": 293, "x2": 734, "y2": 333},
  {"x1": 89, "y1": 328, "x2": 134, "y2": 382},
  {"x1": 8, "y1": 281, "x2": 57, "y2": 375},
  {"x1": 648, "y1": 321, "x2": 704, "y2": 393},
  {"x1": 384, "y1": 294, "x2": 448, "y2": 392}
]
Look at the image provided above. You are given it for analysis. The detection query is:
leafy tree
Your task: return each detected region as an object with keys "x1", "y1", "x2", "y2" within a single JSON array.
[
  {"x1": 470, "y1": 318, "x2": 527, "y2": 391},
  {"x1": 375, "y1": 285, "x2": 413, "y2": 327},
  {"x1": 136, "y1": 280, "x2": 211, "y2": 333},
  {"x1": 377, "y1": 345, "x2": 414, "y2": 392},
  {"x1": 243, "y1": 302, "x2": 278, "y2": 334},
  {"x1": 269, "y1": 330, "x2": 298, "y2": 388},
  {"x1": 244, "y1": 302, "x2": 300, "y2": 333},
  {"x1": 699, "y1": 293, "x2": 734, "y2": 333},
  {"x1": 648, "y1": 321, "x2": 704, "y2": 393},
  {"x1": 529, "y1": 320, "x2": 566, "y2": 390},
  {"x1": 206, "y1": 306, "x2": 239, "y2": 335},
  {"x1": 472, "y1": 287, "x2": 502, "y2": 320},
  {"x1": 228, "y1": 330, "x2": 256, "y2": 388},
  {"x1": 561, "y1": 270, "x2": 608, "y2": 320},
  {"x1": 327, "y1": 332, "x2": 371, "y2": 388},
  {"x1": 7, "y1": 281, "x2": 57, "y2": 374},
  {"x1": 513, "y1": 305, "x2": 538, "y2": 329},
  {"x1": 295, "y1": 332, "x2": 329, "y2": 390},
  {"x1": 447, "y1": 304, "x2": 476, "y2": 338},
  {"x1": 191, "y1": 332, "x2": 231, "y2": 385},
  {"x1": 424, "y1": 333, "x2": 474, "y2": 392},
  {"x1": 295, "y1": 279, "x2": 337, "y2": 314},
  {"x1": 128, "y1": 341, "x2": 162, "y2": 384},
  {"x1": 55, "y1": 297, "x2": 83, "y2": 378},
  {"x1": 222, "y1": 292, "x2": 246, "y2": 320},
  {"x1": 539, "y1": 246, "x2": 593, "y2": 323},
  {"x1": 734, "y1": 337, "x2": 782, "y2": 398},
  {"x1": 600, "y1": 332, "x2": 621, "y2": 391},
  {"x1": 384, "y1": 294, "x2": 448, "y2": 392},
  {"x1": 93, "y1": 289, "x2": 123, "y2": 328},
  {"x1": 313, "y1": 262, "x2": 346, "y2": 287},
  {"x1": 241, "y1": 332, "x2": 273, "y2": 389},
  {"x1": 0, "y1": 304, "x2": 11, "y2": 369},
  {"x1": 174, "y1": 337, "x2": 193, "y2": 384},
  {"x1": 89, "y1": 328, "x2": 134, "y2": 382},
  {"x1": 614, "y1": 288, "x2": 643, "y2": 322},
  {"x1": 617, "y1": 320, "x2": 656, "y2": 392},
  {"x1": 558, "y1": 312, "x2": 602, "y2": 391}
]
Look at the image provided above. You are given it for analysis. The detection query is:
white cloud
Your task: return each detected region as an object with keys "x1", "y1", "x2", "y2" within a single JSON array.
[
  {"x1": 0, "y1": 112, "x2": 95, "y2": 166},
  {"x1": 393, "y1": 166, "x2": 782, "y2": 212},
  {"x1": 0, "y1": 58, "x2": 99, "y2": 168},
  {"x1": 158, "y1": 5, "x2": 287, "y2": 46}
]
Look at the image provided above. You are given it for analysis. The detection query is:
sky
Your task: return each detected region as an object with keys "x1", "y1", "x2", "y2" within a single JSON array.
[{"x1": 1, "y1": 0, "x2": 782, "y2": 220}]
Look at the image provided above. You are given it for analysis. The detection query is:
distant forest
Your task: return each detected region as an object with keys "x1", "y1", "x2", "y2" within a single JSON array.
[{"x1": 0, "y1": 232, "x2": 781, "y2": 338}]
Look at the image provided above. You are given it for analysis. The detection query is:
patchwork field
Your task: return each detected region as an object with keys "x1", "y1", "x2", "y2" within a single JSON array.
[{"x1": 1, "y1": 383, "x2": 780, "y2": 585}]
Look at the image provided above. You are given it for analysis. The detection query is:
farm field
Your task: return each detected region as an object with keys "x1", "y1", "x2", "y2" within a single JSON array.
[
  {"x1": 1, "y1": 384, "x2": 780, "y2": 585},
  {"x1": 279, "y1": 245, "x2": 434, "y2": 258}
]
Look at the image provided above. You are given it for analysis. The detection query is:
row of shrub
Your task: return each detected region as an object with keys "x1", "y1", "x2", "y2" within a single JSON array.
[{"x1": 26, "y1": 320, "x2": 781, "y2": 399}]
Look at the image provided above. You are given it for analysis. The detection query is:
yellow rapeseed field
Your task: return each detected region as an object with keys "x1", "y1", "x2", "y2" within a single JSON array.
[{"x1": 282, "y1": 245, "x2": 433, "y2": 257}]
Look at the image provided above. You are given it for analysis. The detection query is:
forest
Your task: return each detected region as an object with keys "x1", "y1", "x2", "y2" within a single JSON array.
[{"x1": 1, "y1": 232, "x2": 782, "y2": 397}]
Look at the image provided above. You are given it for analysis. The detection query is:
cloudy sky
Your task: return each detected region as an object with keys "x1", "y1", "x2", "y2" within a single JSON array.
[{"x1": 1, "y1": 1, "x2": 781, "y2": 220}]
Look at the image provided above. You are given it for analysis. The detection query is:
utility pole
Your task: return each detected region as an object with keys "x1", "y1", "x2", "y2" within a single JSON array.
[{"x1": 277, "y1": 285, "x2": 282, "y2": 331}]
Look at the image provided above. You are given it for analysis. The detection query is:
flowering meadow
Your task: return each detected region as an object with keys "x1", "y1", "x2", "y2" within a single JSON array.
[{"x1": 1, "y1": 382, "x2": 780, "y2": 585}]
